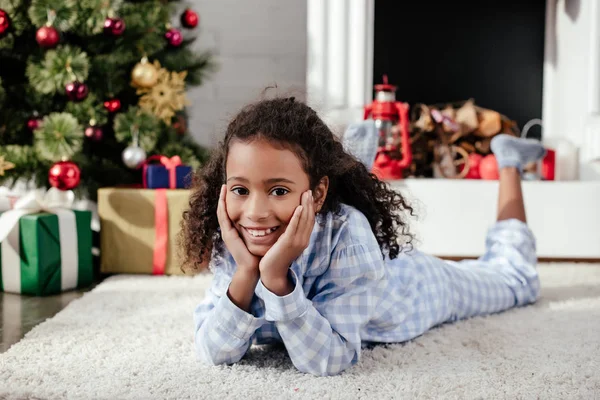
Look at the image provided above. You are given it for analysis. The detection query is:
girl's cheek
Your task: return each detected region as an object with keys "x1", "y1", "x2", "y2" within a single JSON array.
[
  {"x1": 225, "y1": 197, "x2": 241, "y2": 220},
  {"x1": 278, "y1": 199, "x2": 299, "y2": 223}
]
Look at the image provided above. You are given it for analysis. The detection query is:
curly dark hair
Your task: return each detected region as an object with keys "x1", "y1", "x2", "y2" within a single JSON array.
[{"x1": 180, "y1": 97, "x2": 414, "y2": 273}]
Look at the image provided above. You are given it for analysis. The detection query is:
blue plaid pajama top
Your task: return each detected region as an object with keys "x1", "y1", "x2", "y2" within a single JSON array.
[{"x1": 193, "y1": 204, "x2": 540, "y2": 376}]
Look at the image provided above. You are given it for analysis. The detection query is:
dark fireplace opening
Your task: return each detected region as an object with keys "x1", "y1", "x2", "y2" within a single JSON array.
[{"x1": 373, "y1": 0, "x2": 547, "y2": 140}]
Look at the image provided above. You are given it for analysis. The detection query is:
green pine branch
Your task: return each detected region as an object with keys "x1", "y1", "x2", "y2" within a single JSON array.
[
  {"x1": 26, "y1": 45, "x2": 90, "y2": 94},
  {"x1": 113, "y1": 106, "x2": 160, "y2": 150},
  {"x1": 34, "y1": 112, "x2": 83, "y2": 160},
  {"x1": 65, "y1": 92, "x2": 108, "y2": 126},
  {"x1": 28, "y1": 0, "x2": 78, "y2": 31},
  {"x1": 73, "y1": 0, "x2": 123, "y2": 36}
]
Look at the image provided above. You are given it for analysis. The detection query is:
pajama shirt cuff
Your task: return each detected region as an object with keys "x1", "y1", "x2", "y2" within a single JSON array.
[
  {"x1": 215, "y1": 289, "x2": 264, "y2": 340},
  {"x1": 257, "y1": 269, "x2": 310, "y2": 322}
]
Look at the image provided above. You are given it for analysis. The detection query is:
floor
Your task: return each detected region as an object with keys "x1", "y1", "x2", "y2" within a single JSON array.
[
  {"x1": 0, "y1": 278, "x2": 107, "y2": 353},
  {"x1": 1, "y1": 244, "x2": 107, "y2": 353}
]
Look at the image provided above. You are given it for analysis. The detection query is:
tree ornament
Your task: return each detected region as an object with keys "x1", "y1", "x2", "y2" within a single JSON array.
[
  {"x1": 103, "y1": 98, "x2": 121, "y2": 113},
  {"x1": 121, "y1": 127, "x2": 146, "y2": 169},
  {"x1": 135, "y1": 60, "x2": 189, "y2": 125},
  {"x1": 48, "y1": 160, "x2": 81, "y2": 190},
  {"x1": 65, "y1": 81, "x2": 88, "y2": 102},
  {"x1": 27, "y1": 117, "x2": 42, "y2": 131},
  {"x1": 180, "y1": 9, "x2": 199, "y2": 29},
  {"x1": 165, "y1": 27, "x2": 183, "y2": 47},
  {"x1": 0, "y1": 155, "x2": 15, "y2": 176},
  {"x1": 173, "y1": 115, "x2": 186, "y2": 135},
  {"x1": 36, "y1": 25, "x2": 59, "y2": 48},
  {"x1": 131, "y1": 57, "x2": 158, "y2": 89},
  {"x1": 122, "y1": 145, "x2": 146, "y2": 169},
  {"x1": 84, "y1": 119, "x2": 103, "y2": 141},
  {"x1": 103, "y1": 17, "x2": 125, "y2": 36},
  {"x1": 0, "y1": 9, "x2": 10, "y2": 37}
]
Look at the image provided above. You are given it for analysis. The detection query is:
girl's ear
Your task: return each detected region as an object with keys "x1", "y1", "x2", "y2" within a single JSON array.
[{"x1": 313, "y1": 176, "x2": 329, "y2": 212}]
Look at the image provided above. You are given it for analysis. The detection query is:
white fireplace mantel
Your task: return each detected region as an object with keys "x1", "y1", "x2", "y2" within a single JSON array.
[
  {"x1": 306, "y1": 0, "x2": 374, "y2": 133},
  {"x1": 306, "y1": 0, "x2": 600, "y2": 260}
]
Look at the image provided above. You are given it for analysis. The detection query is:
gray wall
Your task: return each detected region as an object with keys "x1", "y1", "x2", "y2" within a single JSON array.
[{"x1": 186, "y1": 0, "x2": 307, "y2": 148}]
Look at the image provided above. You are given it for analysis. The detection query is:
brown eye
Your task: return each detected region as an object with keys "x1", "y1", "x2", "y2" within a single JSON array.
[
  {"x1": 231, "y1": 187, "x2": 249, "y2": 196},
  {"x1": 271, "y1": 188, "x2": 289, "y2": 196}
]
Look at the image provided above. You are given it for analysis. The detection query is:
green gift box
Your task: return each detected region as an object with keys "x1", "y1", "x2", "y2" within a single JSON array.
[{"x1": 0, "y1": 211, "x2": 93, "y2": 296}]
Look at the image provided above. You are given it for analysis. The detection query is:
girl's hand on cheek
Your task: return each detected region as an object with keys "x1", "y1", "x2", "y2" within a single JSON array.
[
  {"x1": 259, "y1": 190, "x2": 315, "y2": 291},
  {"x1": 217, "y1": 185, "x2": 260, "y2": 275}
]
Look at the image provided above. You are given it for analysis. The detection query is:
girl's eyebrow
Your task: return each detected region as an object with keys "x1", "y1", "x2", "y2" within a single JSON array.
[
  {"x1": 226, "y1": 176, "x2": 295, "y2": 185},
  {"x1": 264, "y1": 178, "x2": 295, "y2": 184}
]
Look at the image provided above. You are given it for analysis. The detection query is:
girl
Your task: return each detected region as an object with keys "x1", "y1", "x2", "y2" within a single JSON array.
[{"x1": 182, "y1": 97, "x2": 544, "y2": 377}]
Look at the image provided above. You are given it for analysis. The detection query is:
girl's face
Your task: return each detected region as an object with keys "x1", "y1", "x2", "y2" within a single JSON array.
[{"x1": 225, "y1": 139, "x2": 321, "y2": 256}]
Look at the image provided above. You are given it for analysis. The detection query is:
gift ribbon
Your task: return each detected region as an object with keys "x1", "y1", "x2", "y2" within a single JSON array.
[
  {"x1": 153, "y1": 189, "x2": 168, "y2": 275},
  {"x1": 0, "y1": 188, "x2": 78, "y2": 293},
  {"x1": 141, "y1": 155, "x2": 183, "y2": 189}
]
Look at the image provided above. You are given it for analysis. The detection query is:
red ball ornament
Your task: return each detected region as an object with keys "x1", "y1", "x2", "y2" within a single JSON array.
[
  {"x1": 103, "y1": 98, "x2": 121, "y2": 113},
  {"x1": 0, "y1": 9, "x2": 10, "y2": 37},
  {"x1": 104, "y1": 17, "x2": 125, "y2": 36},
  {"x1": 36, "y1": 26, "x2": 60, "y2": 48},
  {"x1": 461, "y1": 153, "x2": 483, "y2": 179},
  {"x1": 65, "y1": 81, "x2": 88, "y2": 102},
  {"x1": 180, "y1": 9, "x2": 199, "y2": 29},
  {"x1": 479, "y1": 154, "x2": 500, "y2": 180},
  {"x1": 84, "y1": 125, "x2": 103, "y2": 141},
  {"x1": 48, "y1": 160, "x2": 81, "y2": 190},
  {"x1": 27, "y1": 117, "x2": 42, "y2": 131},
  {"x1": 165, "y1": 28, "x2": 183, "y2": 47}
]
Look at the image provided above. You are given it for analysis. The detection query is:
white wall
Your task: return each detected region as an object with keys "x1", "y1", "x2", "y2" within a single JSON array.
[
  {"x1": 185, "y1": 0, "x2": 307, "y2": 148},
  {"x1": 543, "y1": 0, "x2": 600, "y2": 179}
]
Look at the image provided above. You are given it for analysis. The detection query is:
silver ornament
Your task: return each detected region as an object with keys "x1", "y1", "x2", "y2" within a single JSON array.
[{"x1": 122, "y1": 145, "x2": 147, "y2": 169}]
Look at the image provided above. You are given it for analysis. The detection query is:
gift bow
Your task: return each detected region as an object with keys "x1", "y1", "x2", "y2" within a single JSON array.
[
  {"x1": 0, "y1": 188, "x2": 78, "y2": 293},
  {"x1": 0, "y1": 187, "x2": 20, "y2": 212},
  {"x1": 141, "y1": 155, "x2": 182, "y2": 189}
]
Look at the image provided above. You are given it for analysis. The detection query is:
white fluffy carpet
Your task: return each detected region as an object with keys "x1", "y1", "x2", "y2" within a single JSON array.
[{"x1": 1, "y1": 263, "x2": 600, "y2": 399}]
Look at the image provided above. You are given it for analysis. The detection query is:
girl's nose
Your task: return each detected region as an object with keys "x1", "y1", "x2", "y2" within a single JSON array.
[{"x1": 245, "y1": 193, "x2": 270, "y2": 221}]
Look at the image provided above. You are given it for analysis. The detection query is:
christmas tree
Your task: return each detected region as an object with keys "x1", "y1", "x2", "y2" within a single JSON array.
[{"x1": 0, "y1": 0, "x2": 214, "y2": 200}]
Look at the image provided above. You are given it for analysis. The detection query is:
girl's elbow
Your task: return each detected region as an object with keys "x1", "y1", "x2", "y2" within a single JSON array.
[{"x1": 194, "y1": 332, "x2": 246, "y2": 367}]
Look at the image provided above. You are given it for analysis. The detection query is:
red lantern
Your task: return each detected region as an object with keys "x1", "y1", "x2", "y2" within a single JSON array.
[
  {"x1": 48, "y1": 160, "x2": 81, "y2": 190},
  {"x1": 364, "y1": 75, "x2": 412, "y2": 180}
]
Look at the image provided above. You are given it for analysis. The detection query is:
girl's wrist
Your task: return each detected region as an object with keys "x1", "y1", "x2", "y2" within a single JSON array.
[
  {"x1": 261, "y1": 273, "x2": 294, "y2": 296},
  {"x1": 234, "y1": 266, "x2": 260, "y2": 282}
]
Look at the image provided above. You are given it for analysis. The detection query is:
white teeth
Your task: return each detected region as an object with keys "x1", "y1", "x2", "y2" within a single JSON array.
[{"x1": 246, "y1": 227, "x2": 277, "y2": 237}]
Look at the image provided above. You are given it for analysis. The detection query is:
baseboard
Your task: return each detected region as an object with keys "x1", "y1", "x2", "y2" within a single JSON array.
[{"x1": 389, "y1": 179, "x2": 600, "y2": 259}]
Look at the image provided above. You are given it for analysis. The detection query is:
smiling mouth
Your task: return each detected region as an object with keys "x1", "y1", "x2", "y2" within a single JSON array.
[{"x1": 242, "y1": 226, "x2": 280, "y2": 238}]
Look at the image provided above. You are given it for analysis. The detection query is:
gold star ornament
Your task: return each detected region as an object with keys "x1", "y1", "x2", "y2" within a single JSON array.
[
  {"x1": 0, "y1": 155, "x2": 15, "y2": 176},
  {"x1": 133, "y1": 60, "x2": 189, "y2": 125}
]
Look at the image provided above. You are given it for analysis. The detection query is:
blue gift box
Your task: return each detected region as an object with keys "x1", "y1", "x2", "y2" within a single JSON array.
[{"x1": 145, "y1": 165, "x2": 193, "y2": 189}]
